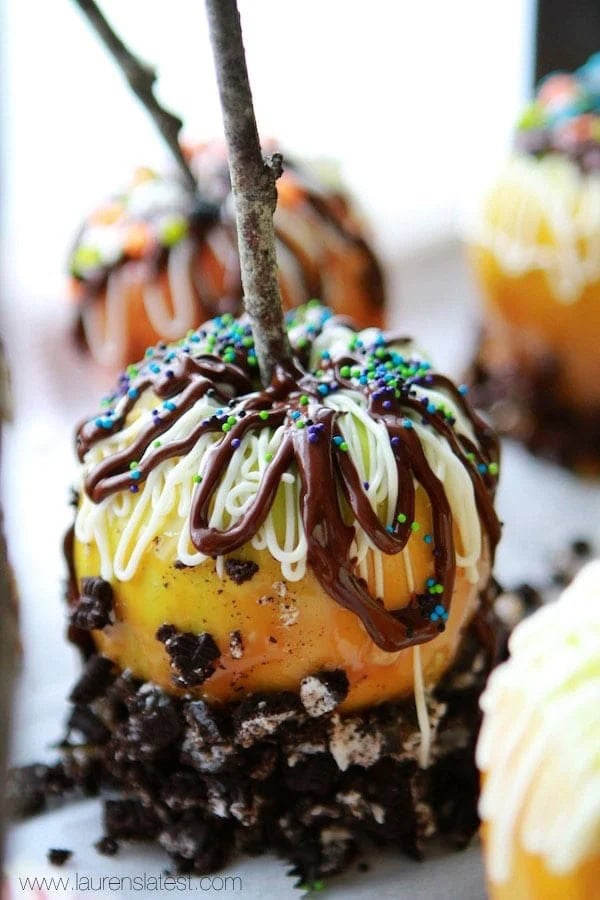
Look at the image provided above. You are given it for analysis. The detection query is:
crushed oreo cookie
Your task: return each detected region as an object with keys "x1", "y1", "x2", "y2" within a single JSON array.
[
  {"x1": 70, "y1": 577, "x2": 114, "y2": 631},
  {"x1": 69, "y1": 655, "x2": 116, "y2": 704},
  {"x1": 300, "y1": 670, "x2": 349, "y2": 718},
  {"x1": 8, "y1": 600, "x2": 498, "y2": 887},
  {"x1": 228, "y1": 630, "x2": 244, "y2": 659},
  {"x1": 468, "y1": 337, "x2": 600, "y2": 474},
  {"x1": 95, "y1": 836, "x2": 119, "y2": 856},
  {"x1": 156, "y1": 625, "x2": 221, "y2": 688},
  {"x1": 224, "y1": 558, "x2": 259, "y2": 585},
  {"x1": 47, "y1": 848, "x2": 72, "y2": 866}
]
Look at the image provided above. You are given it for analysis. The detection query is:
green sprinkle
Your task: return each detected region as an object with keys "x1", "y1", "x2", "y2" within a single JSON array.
[
  {"x1": 411, "y1": 521, "x2": 420, "y2": 532},
  {"x1": 193, "y1": 474, "x2": 202, "y2": 483},
  {"x1": 488, "y1": 462, "x2": 499, "y2": 475},
  {"x1": 296, "y1": 420, "x2": 305, "y2": 429},
  {"x1": 71, "y1": 244, "x2": 102, "y2": 276},
  {"x1": 259, "y1": 410, "x2": 269, "y2": 420},
  {"x1": 153, "y1": 440, "x2": 161, "y2": 448},
  {"x1": 227, "y1": 415, "x2": 236, "y2": 425},
  {"x1": 265, "y1": 451, "x2": 273, "y2": 462},
  {"x1": 159, "y1": 214, "x2": 189, "y2": 247},
  {"x1": 222, "y1": 423, "x2": 231, "y2": 432},
  {"x1": 339, "y1": 365, "x2": 351, "y2": 378},
  {"x1": 397, "y1": 513, "x2": 407, "y2": 523},
  {"x1": 339, "y1": 441, "x2": 348, "y2": 452},
  {"x1": 129, "y1": 461, "x2": 138, "y2": 470},
  {"x1": 299, "y1": 395, "x2": 309, "y2": 406}
]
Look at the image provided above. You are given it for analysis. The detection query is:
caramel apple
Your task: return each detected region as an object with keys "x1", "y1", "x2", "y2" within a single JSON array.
[
  {"x1": 69, "y1": 144, "x2": 385, "y2": 368},
  {"x1": 468, "y1": 54, "x2": 600, "y2": 471},
  {"x1": 477, "y1": 560, "x2": 600, "y2": 899},
  {"x1": 60, "y1": 301, "x2": 502, "y2": 879}
]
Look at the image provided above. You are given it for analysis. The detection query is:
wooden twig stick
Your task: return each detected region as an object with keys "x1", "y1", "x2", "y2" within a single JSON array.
[
  {"x1": 205, "y1": 0, "x2": 292, "y2": 385},
  {"x1": 72, "y1": 0, "x2": 197, "y2": 192}
]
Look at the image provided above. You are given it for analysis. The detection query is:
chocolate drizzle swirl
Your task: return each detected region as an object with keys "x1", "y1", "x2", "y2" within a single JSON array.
[{"x1": 75, "y1": 308, "x2": 500, "y2": 654}]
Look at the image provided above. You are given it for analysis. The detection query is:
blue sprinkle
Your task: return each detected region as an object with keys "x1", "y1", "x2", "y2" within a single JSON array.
[
  {"x1": 163, "y1": 401, "x2": 176, "y2": 411},
  {"x1": 426, "y1": 577, "x2": 436, "y2": 587},
  {"x1": 386, "y1": 525, "x2": 394, "y2": 533},
  {"x1": 127, "y1": 388, "x2": 139, "y2": 400},
  {"x1": 150, "y1": 363, "x2": 161, "y2": 374},
  {"x1": 477, "y1": 463, "x2": 488, "y2": 474},
  {"x1": 317, "y1": 384, "x2": 329, "y2": 395},
  {"x1": 130, "y1": 470, "x2": 141, "y2": 480},
  {"x1": 402, "y1": 418, "x2": 413, "y2": 429},
  {"x1": 332, "y1": 435, "x2": 344, "y2": 446},
  {"x1": 435, "y1": 605, "x2": 445, "y2": 615},
  {"x1": 458, "y1": 384, "x2": 469, "y2": 395},
  {"x1": 290, "y1": 410, "x2": 301, "y2": 420},
  {"x1": 430, "y1": 612, "x2": 439, "y2": 622},
  {"x1": 359, "y1": 376, "x2": 368, "y2": 385},
  {"x1": 427, "y1": 403, "x2": 437, "y2": 414},
  {"x1": 424, "y1": 534, "x2": 433, "y2": 544}
]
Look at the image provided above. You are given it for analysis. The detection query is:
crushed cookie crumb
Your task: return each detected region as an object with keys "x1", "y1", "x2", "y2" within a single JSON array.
[
  {"x1": 47, "y1": 848, "x2": 72, "y2": 866},
  {"x1": 229, "y1": 631, "x2": 244, "y2": 659},
  {"x1": 157, "y1": 625, "x2": 221, "y2": 687},
  {"x1": 70, "y1": 577, "x2": 114, "y2": 630},
  {"x1": 225, "y1": 558, "x2": 259, "y2": 585}
]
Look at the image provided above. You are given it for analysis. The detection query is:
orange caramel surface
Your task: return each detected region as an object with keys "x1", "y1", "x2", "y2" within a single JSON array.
[{"x1": 74, "y1": 487, "x2": 486, "y2": 711}]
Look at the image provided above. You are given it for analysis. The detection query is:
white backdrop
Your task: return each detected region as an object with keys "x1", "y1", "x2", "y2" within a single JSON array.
[{"x1": 2, "y1": 0, "x2": 535, "y2": 300}]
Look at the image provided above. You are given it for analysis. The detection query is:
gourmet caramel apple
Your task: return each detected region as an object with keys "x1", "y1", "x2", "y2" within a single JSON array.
[
  {"x1": 69, "y1": 143, "x2": 385, "y2": 368},
  {"x1": 477, "y1": 561, "x2": 600, "y2": 900},
  {"x1": 69, "y1": 303, "x2": 500, "y2": 709},
  {"x1": 468, "y1": 54, "x2": 600, "y2": 471},
  {"x1": 64, "y1": 303, "x2": 503, "y2": 879}
]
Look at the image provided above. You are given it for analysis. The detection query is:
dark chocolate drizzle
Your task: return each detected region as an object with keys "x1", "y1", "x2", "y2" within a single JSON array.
[{"x1": 75, "y1": 311, "x2": 500, "y2": 654}]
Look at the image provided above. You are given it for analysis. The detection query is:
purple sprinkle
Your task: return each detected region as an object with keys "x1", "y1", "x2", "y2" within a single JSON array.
[
  {"x1": 129, "y1": 485, "x2": 139, "y2": 494},
  {"x1": 231, "y1": 438, "x2": 241, "y2": 449},
  {"x1": 391, "y1": 436, "x2": 400, "y2": 447},
  {"x1": 363, "y1": 481, "x2": 370, "y2": 490},
  {"x1": 382, "y1": 400, "x2": 392, "y2": 410},
  {"x1": 308, "y1": 433, "x2": 319, "y2": 444}
]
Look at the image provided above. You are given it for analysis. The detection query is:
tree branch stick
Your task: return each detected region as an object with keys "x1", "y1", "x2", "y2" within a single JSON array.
[
  {"x1": 72, "y1": 0, "x2": 197, "y2": 192},
  {"x1": 205, "y1": 0, "x2": 292, "y2": 385}
]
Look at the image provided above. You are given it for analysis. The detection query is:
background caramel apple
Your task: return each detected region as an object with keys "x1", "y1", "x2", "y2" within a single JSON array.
[
  {"x1": 468, "y1": 54, "x2": 600, "y2": 472},
  {"x1": 69, "y1": 144, "x2": 385, "y2": 369},
  {"x1": 477, "y1": 560, "x2": 600, "y2": 900}
]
